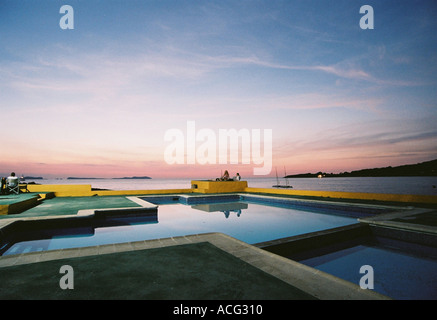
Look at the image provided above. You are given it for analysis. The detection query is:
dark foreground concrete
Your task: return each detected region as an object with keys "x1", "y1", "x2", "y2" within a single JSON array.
[{"x1": 0, "y1": 242, "x2": 314, "y2": 300}]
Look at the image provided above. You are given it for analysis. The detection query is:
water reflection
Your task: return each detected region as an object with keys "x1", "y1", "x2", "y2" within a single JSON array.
[
  {"x1": 222, "y1": 209, "x2": 242, "y2": 219},
  {"x1": 190, "y1": 202, "x2": 248, "y2": 219}
]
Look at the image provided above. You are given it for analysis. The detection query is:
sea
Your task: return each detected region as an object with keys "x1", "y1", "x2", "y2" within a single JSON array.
[{"x1": 22, "y1": 176, "x2": 437, "y2": 196}]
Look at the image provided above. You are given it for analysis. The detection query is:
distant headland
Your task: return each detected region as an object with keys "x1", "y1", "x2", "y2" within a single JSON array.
[{"x1": 285, "y1": 159, "x2": 437, "y2": 178}]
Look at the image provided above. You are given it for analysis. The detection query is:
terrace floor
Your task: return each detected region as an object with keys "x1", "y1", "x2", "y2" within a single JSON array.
[{"x1": 0, "y1": 232, "x2": 389, "y2": 300}]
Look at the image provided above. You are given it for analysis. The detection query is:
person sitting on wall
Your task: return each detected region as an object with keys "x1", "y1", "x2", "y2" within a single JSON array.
[
  {"x1": 6, "y1": 172, "x2": 19, "y2": 191},
  {"x1": 220, "y1": 170, "x2": 230, "y2": 181},
  {"x1": 233, "y1": 173, "x2": 241, "y2": 181}
]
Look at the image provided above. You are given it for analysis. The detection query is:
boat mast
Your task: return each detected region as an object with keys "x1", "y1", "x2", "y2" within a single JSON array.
[{"x1": 284, "y1": 166, "x2": 289, "y2": 187}]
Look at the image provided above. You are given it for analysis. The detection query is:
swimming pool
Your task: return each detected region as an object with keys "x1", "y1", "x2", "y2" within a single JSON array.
[
  {"x1": 0, "y1": 194, "x2": 394, "y2": 256},
  {"x1": 296, "y1": 236, "x2": 437, "y2": 300},
  {"x1": 260, "y1": 223, "x2": 437, "y2": 300}
]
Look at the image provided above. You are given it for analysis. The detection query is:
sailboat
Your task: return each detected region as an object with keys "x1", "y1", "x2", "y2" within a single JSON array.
[{"x1": 272, "y1": 167, "x2": 293, "y2": 188}]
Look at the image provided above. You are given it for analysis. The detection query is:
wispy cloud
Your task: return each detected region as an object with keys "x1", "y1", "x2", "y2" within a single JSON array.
[
  {"x1": 202, "y1": 54, "x2": 374, "y2": 81},
  {"x1": 2, "y1": 40, "x2": 420, "y2": 110},
  {"x1": 275, "y1": 118, "x2": 437, "y2": 159},
  {"x1": 264, "y1": 93, "x2": 383, "y2": 111}
]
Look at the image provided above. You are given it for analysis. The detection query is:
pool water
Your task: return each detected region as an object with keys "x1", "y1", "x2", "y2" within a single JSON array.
[
  {"x1": 297, "y1": 237, "x2": 437, "y2": 300},
  {"x1": 1, "y1": 200, "x2": 358, "y2": 256}
]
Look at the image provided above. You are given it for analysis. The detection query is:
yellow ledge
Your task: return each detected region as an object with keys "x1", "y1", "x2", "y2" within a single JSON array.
[
  {"x1": 245, "y1": 187, "x2": 437, "y2": 204},
  {"x1": 20, "y1": 182, "x2": 437, "y2": 204},
  {"x1": 93, "y1": 189, "x2": 193, "y2": 196},
  {"x1": 0, "y1": 196, "x2": 40, "y2": 215},
  {"x1": 25, "y1": 184, "x2": 94, "y2": 197},
  {"x1": 25, "y1": 184, "x2": 194, "y2": 197},
  {"x1": 0, "y1": 205, "x2": 8, "y2": 215},
  {"x1": 191, "y1": 180, "x2": 248, "y2": 193}
]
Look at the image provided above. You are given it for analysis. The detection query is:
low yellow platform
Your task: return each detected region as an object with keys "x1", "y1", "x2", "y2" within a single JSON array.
[{"x1": 191, "y1": 180, "x2": 248, "y2": 193}]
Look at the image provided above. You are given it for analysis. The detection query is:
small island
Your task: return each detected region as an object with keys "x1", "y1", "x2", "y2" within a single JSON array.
[{"x1": 285, "y1": 159, "x2": 437, "y2": 178}]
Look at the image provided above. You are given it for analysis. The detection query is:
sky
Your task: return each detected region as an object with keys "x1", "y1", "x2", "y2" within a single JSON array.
[{"x1": 1, "y1": 0, "x2": 437, "y2": 179}]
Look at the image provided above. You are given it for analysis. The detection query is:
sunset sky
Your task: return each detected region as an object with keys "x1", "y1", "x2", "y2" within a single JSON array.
[{"x1": 1, "y1": 0, "x2": 436, "y2": 179}]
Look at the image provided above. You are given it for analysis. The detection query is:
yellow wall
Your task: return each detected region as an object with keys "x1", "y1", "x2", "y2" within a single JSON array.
[
  {"x1": 0, "y1": 196, "x2": 40, "y2": 215},
  {"x1": 23, "y1": 182, "x2": 437, "y2": 204},
  {"x1": 245, "y1": 187, "x2": 437, "y2": 204},
  {"x1": 0, "y1": 205, "x2": 8, "y2": 215},
  {"x1": 26, "y1": 184, "x2": 93, "y2": 197},
  {"x1": 191, "y1": 180, "x2": 248, "y2": 193},
  {"x1": 25, "y1": 184, "x2": 193, "y2": 197},
  {"x1": 93, "y1": 189, "x2": 193, "y2": 196}
]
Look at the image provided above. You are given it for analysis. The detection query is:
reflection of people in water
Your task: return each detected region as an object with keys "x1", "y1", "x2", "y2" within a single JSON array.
[{"x1": 222, "y1": 209, "x2": 242, "y2": 219}]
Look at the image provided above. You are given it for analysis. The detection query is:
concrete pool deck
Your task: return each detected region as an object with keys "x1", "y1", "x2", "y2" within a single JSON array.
[
  {"x1": 0, "y1": 182, "x2": 436, "y2": 300},
  {"x1": 0, "y1": 232, "x2": 389, "y2": 300}
]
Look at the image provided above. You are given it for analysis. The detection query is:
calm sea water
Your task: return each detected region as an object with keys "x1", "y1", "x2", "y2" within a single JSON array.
[{"x1": 24, "y1": 176, "x2": 437, "y2": 195}]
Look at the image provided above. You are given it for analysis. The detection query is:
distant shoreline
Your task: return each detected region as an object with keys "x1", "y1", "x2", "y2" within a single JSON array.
[
  {"x1": 285, "y1": 159, "x2": 437, "y2": 179},
  {"x1": 285, "y1": 173, "x2": 437, "y2": 178},
  {"x1": 9, "y1": 159, "x2": 437, "y2": 181}
]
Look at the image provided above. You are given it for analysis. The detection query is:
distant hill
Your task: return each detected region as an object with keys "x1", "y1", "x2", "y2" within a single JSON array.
[{"x1": 285, "y1": 159, "x2": 437, "y2": 178}]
